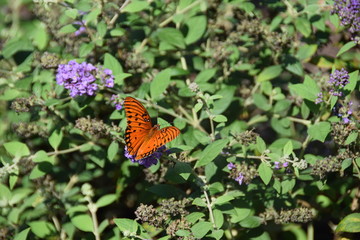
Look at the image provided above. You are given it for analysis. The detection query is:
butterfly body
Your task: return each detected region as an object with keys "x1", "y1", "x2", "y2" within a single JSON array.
[{"x1": 124, "y1": 97, "x2": 180, "y2": 160}]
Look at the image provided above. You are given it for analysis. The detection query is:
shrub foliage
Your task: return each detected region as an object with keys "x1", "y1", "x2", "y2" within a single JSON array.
[{"x1": 0, "y1": 0, "x2": 359, "y2": 239}]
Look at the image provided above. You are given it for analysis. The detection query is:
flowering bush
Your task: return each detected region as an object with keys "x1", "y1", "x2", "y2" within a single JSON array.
[{"x1": 0, "y1": 0, "x2": 359, "y2": 240}]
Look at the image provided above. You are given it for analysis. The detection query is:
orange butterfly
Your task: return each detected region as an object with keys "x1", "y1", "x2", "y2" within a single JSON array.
[{"x1": 124, "y1": 97, "x2": 180, "y2": 160}]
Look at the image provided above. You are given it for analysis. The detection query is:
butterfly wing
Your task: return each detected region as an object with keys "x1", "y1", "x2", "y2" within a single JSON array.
[
  {"x1": 124, "y1": 97, "x2": 153, "y2": 156},
  {"x1": 136, "y1": 126, "x2": 180, "y2": 160}
]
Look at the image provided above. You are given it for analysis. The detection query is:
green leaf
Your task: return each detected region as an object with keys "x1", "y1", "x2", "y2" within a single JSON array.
[
  {"x1": 194, "y1": 102, "x2": 203, "y2": 113},
  {"x1": 341, "y1": 158, "x2": 352, "y2": 171},
  {"x1": 186, "y1": 212, "x2": 205, "y2": 224},
  {"x1": 14, "y1": 228, "x2": 30, "y2": 240},
  {"x1": 230, "y1": 207, "x2": 251, "y2": 223},
  {"x1": 83, "y1": 9, "x2": 101, "y2": 23},
  {"x1": 4, "y1": 141, "x2": 30, "y2": 158},
  {"x1": 336, "y1": 213, "x2": 360, "y2": 233},
  {"x1": 110, "y1": 28, "x2": 126, "y2": 37},
  {"x1": 337, "y1": 41, "x2": 357, "y2": 57},
  {"x1": 0, "y1": 89, "x2": 20, "y2": 100},
  {"x1": 256, "y1": 136, "x2": 266, "y2": 153},
  {"x1": 58, "y1": 24, "x2": 77, "y2": 34},
  {"x1": 195, "y1": 139, "x2": 229, "y2": 168},
  {"x1": 239, "y1": 216, "x2": 262, "y2": 228},
  {"x1": 281, "y1": 179, "x2": 296, "y2": 194},
  {"x1": 107, "y1": 141, "x2": 119, "y2": 162},
  {"x1": 104, "y1": 53, "x2": 123, "y2": 75},
  {"x1": 213, "y1": 209, "x2": 224, "y2": 228},
  {"x1": 345, "y1": 132, "x2": 358, "y2": 145},
  {"x1": 214, "y1": 195, "x2": 234, "y2": 205},
  {"x1": 114, "y1": 218, "x2": 138, "y2": 233},
  {"x1": 2, "y1": 39, "x2": 34, "y2": 59},
  {"x1": 29, "y1": 161, "x2": 53, "y2": 179},
  {"x1": 79, "y1": 43, "x2": 95, "y2": 58},
  {"x1": 65, "y1": 9, "x2": 78, "y2": 19},
  {"x1": 96, "y1": 194, "x2": 117, "y2": 208},
  {"x1": 256, "y1": 65, "x2": 282, "y2": 82},
  {"x1": 49, "y1": 129, "x2": 63, "y2": 150},
  {"x1": 296, "y1": 44, "x2": 318, "y2": 61},
  {"x1": 258, "y1": 163, "x2": 273, "y2": 185},
  {"x1": 213, "y1": 115, "x2": 228, "y2": 123},
  {"x1": 344, "y1": 70, "x2": 359, "y2": 92},
  {"x1": 283, "y1": 140, "x2": 293, "y2": 156},
  {"x1": 97, "y1": 21, "x2": 107, "y2": 38},
  {"x1": 192, "y1": 198, "x2": 207, "y2": 207},
  {"x1": 150, "y1": 69, "x2": 171, "y2": 100},
  {"x1": 122, "y1": 0, "x2": 149, "y2": 13},
  {"x1": 157, "y1": 28, "x2": 186, "y2": 49},
  {"x1": 66, "y1": 205, "x2": 88, "y2": 214},
  {"x1": 191, "y1": 221, "x2": 213, "y2": 238},
  {"x1": 0, "y1": 183, "x2": 12, "y2": 204},
  {"x1": 165, "y1": 162, "x2": 192, "y2": 183},
  {"x1": 195, "y1": 68, "x2": 217, "y2": 83},
  {"x1": 288, "y1": 75, "x2": 320, "y2": 101},
  {"x1": 307, "y1": 122, "x2": 331, "y2": 142},
  {"x1": 71, "y1": 214, "x2": 94, "y2": 232},
  {"x1": 295, "y1": 17, "x2": 311, "y2": 37},
  {"x1": 28, "y1": 221, "x2": 56, "y2": 238},
  {"x1": 253, "y1": 93, "x2": 271, "y2": 111},
  {"x1": 185, "y1": 15, "x2": 207, "y2": 44}
]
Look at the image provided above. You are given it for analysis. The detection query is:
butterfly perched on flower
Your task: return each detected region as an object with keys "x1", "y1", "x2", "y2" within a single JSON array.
[{"x1": 124, "y1": 97, "x2": 180, "y2": 161}]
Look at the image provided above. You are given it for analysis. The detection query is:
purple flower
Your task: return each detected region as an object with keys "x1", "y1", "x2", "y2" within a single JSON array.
[
  {"x1": 73, "y1": 21, "x2": 87, "y2": 36},
  {"x1": 274, "y1": 161, "x2": 280, "y2": 169},
  {"x1": 315, "y1": 92, "x2": 323, "y2": 104},
  {"x1": 332, "y1": 0, "x2": 360, "y2": 41},
  {"x1": 274, "y1": 161, "x2": 288, "y2": 169},
  {"x1": 110, "y1": 94, "x2": 123, "y2": 110},
  {"x1": 56, "y1": 60, "x2": 98, "y2": 97},
  {"x1": 98, "y1": 68, "x2": 115, "y2": 88},
  {"x1": 328, "y1": 68, "x2": 350, "y2": 97},
  {"x1": 333, "y1": 101, "x2": 355, "y2": 124},
  {"x1": 56, "y1": 60, "x2": 115, "y2": 97},
  {"x1": 227, "y1": 162, "x2": 236, "y2": 170},
  {"x1": 124, "y1": 146, "x2": 166, "y2": 168},
  {"x1": 235, "y1": 173, "x2": 244, "y2": 185}
]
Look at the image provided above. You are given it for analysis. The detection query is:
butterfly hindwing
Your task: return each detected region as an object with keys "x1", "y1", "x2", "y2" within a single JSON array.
[
  {"x1": 136, "y1": 126, "x2": 180, "y2": 159},
  {"x1": 124, "y1": 97, "x2": 180, "y2": 160}
]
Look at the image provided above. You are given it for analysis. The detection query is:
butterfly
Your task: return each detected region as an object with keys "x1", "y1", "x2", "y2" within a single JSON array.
[{"x1": 124, "y1": 96, "x2": 180, "y2": 160}]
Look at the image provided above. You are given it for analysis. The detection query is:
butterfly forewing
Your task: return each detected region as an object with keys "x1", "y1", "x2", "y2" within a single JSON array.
[
  {"x1": 124, "y1": 97, "x2": 180, "y2": 160},
  {"x1": 124, "y1": 97, "x2": 153, "y2": 155}
]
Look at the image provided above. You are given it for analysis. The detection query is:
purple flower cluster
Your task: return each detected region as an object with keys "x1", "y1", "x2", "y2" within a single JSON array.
[
  {"x1": 336, "y1": 101, "x2": 354, "y2": 124},
  {"x1": 332, "y1": 0, "x2": 360, "y2": 42},
  {"x1": 227, "y1": 162, "x2": 244, "y2": 185},
  {"x1": 110, "y1": 95, "x2": 123, "y2": 110},
  {"x1": 56, "y1": 60, "x2": 115, "y2": 97},
  {"x1": 73, "y1": 21, "x2": 87, "y2": 36},
  {"x1": 328, "y1": 68, "x2": 350, "y2": 97},
  {"x1": 235, "y1": 173, "x2": 244, "y2": 185},
  {"x1": 315, "y1": 92, "x2": 324, "y2": 104},
  {"x1": 227, "y1": 162, "x2": 236, "y2": 170},
  {"x1": 124, "y1": 146, "x2": 166, "y2": 168},
  {"x1": 274, "y1": 161, "x2": 289, "y2": 169}
]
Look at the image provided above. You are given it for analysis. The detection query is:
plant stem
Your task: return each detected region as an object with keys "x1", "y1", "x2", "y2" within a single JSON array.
[
  {"x1": 159, "y1": 0, "x2": 203, "y2": 27},
  {"x1": 287, "y1": 117, "x2": 312, "y2": 126},
  {"x1": 89, "y1": 201, "x2": 101, "y2": 240},
  {"x1": 203, "y1": 188, "x2": 216, "y2": 228}
]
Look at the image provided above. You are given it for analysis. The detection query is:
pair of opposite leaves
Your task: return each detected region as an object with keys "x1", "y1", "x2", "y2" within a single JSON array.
[{"x1": 124, "y1": 97, "x2": 180, "y2": 160}]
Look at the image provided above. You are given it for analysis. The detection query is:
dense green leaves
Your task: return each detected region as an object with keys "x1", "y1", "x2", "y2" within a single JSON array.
[
  {"x1": 195, "y1": 139, "x2": 229, "y2": 168},
  {"x1": 1, "y1": 0, "x2": 359, "y2": 239}
]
